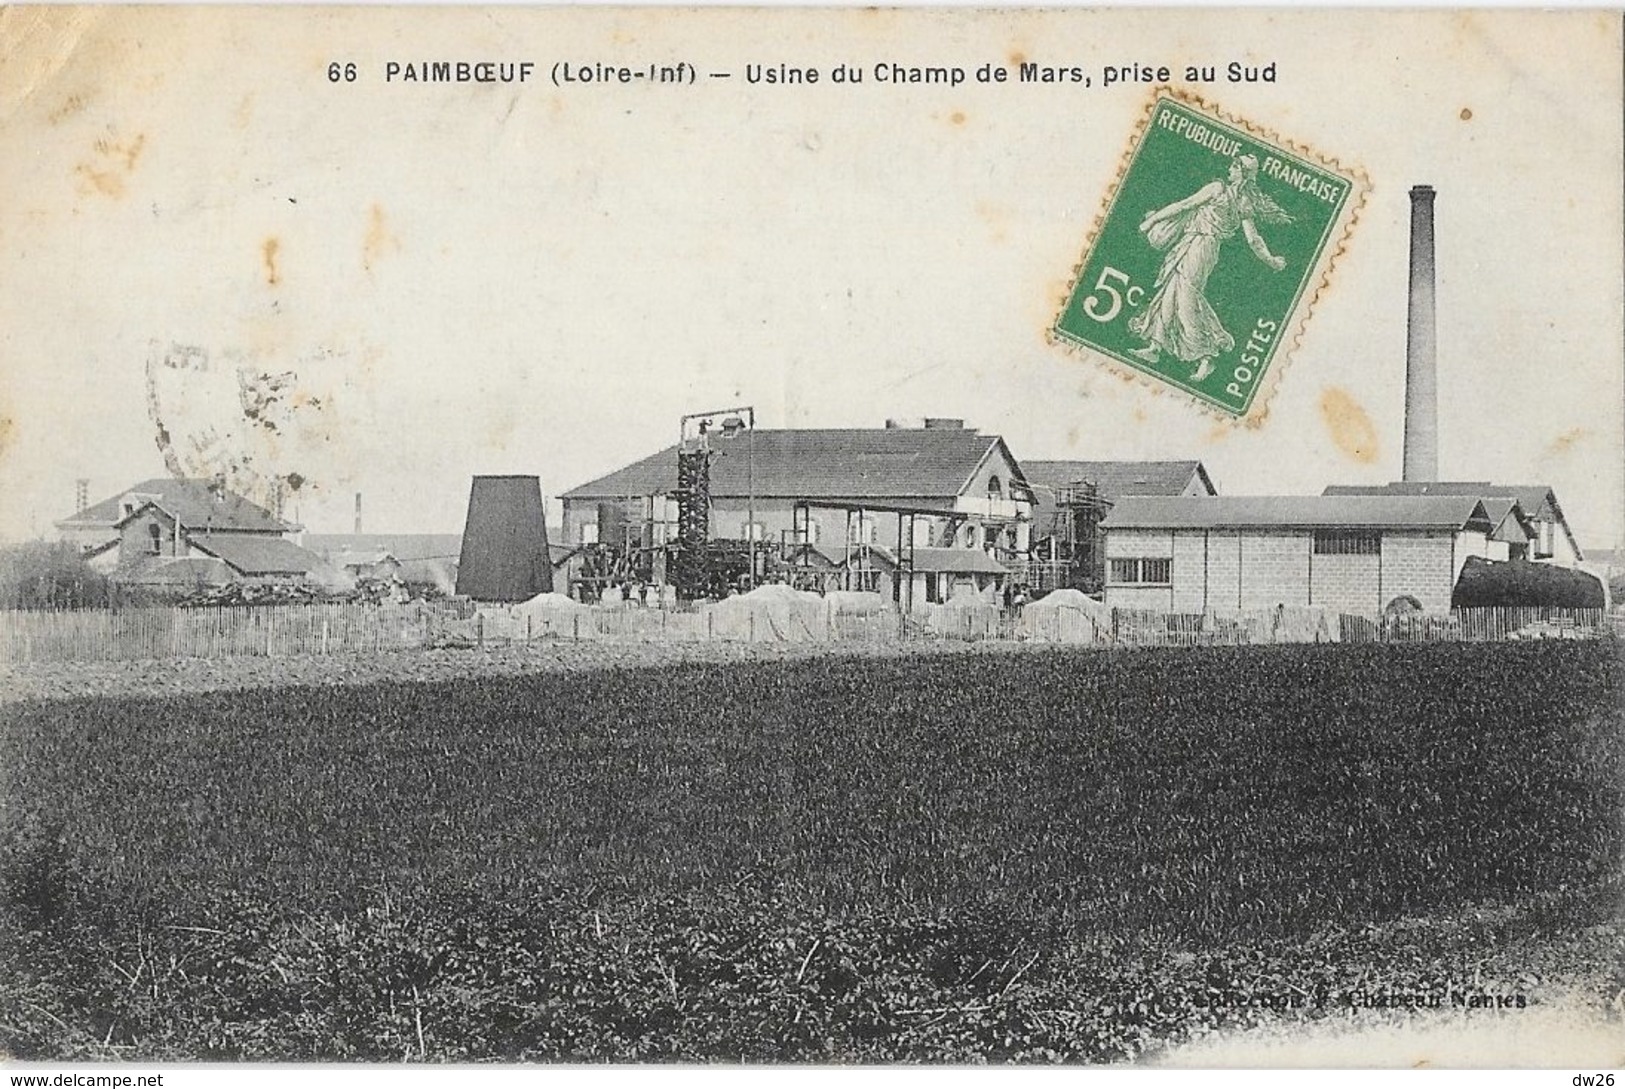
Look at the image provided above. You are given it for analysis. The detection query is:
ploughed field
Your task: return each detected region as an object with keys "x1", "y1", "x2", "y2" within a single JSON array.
[{"x1": 2, "y1": 641, "x2": 1621, "y2": 1061}]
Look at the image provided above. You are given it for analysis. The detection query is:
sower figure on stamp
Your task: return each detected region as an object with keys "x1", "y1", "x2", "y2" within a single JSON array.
[{"x1": 1128, "y1": 154, "x2": 1292, "y2": 382}]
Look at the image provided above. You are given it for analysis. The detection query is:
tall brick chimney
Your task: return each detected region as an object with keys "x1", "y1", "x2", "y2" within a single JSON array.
[{"x1": 1403, "y1": 184, "x2": 1439, "y2": 482}]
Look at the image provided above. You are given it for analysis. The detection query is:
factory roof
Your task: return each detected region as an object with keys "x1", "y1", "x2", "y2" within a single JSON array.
[
  {"x1": 189, "y1": 534, "x2": 334, "y2": 577},
  {"x1": 59, "y1": 478, "x2": 292, "y2": 534},
  {"x1": 1101, "y1": 495, "x2": 1494, "y2": 532},
  {"x1": 1323, "y1": 481, "x2": 1580, "y2": 558},
  {"x1": 561, "y1": 427, "x2": 1028, "y2": 503}
]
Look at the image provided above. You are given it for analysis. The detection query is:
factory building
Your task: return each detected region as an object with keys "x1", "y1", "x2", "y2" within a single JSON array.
[
  {"x1": 1100, "y1": 495, "x2": 1498, "y2": 614},
  {"x1": 559, "y1": 419, "x2": 1035, "y2": 569}
]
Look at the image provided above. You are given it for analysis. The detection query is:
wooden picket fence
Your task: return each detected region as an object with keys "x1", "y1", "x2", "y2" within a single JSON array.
[
  {"x1": 1107, "y1": 605, "x2": 1609, "y2": 648},
  {"x1": 0, "y1": 602, "x2": 1612, "y2": 665},
  {"x1": 0, "y1": 602, "x2": 465, "y2": 664}
]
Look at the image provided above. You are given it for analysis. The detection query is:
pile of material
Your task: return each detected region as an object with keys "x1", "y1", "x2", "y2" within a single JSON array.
[
  {"x1": 923, "y1": 586, "x2": 1003, "y2": 639},
  {"x1": 702, "y1": 583, "x2": 831, "y2": 642},
  {"x1": 473, "y1": 592, "x2": 592, "y2": 640},
  {"x1": 1216, "y1": 605, "x2": 1340, "y2": 644},
  {"x1": 823, "y1": 590, "x2": 890, "y2": 616},
  {"x1": 513, "y1": 592, "x2": 592, "y2": 634},
  {"x1": 1019, "y1": 588, "x2": 1110, "y2": 643}
]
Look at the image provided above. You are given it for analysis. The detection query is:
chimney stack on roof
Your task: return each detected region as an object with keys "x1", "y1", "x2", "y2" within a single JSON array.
[
  {"x1": 884, "y1": 417, "x2": 966, "y2": 430},
  {"x1": 1403, "y1": 184, "x2": 1439, "y2": 483}
]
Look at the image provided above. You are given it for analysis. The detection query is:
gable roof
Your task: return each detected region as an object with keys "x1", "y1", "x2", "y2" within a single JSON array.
[
  {"x1": 1024, "y1": 460, "x2": 1214, "y2": 501},
  {"x1": 189, "y1": 534, "x2": 333, "y2": 576},
  {"x1": 1102, "y1": 495, "x2": 1493, "y2": 532},
  {"x1": 561, "y1": 428, "x2": 1023, "y2": 503},
  {"x1": 58, "y1": 478, "x2": 291, "y2": 534},
  {"x1": 1322, "y1": 481, "x2": 1580, "y2": 559},
  {"x1": 1478, "y1": 498, "x2": 1534, "y2": 544}
]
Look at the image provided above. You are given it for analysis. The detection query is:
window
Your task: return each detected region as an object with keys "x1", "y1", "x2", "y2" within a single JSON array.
[
  {"x1": 849, "y1": 513, "x2": 876, "y2": 545},
  {"x1": 1110, "y1": 557, "x2": 1171, "y2": 585},
  {"x1": 739, "y1": 521, "x2": 765, "y2": 542},
  {"x1": 146, "y1": 523, "x2": 162, "y2": 555},
  {"x1": 1313, "y1": 530, "x2": 1380, "y2": 555},
  {"x1": 911, "y1": 519, "x2": 932, "y2": 548},
  {"x1": 579, "y1": 522, "x2": 599, "y2": 545},
  {"x1": 987, "y1": 475, "x2": 1003, "y2": 500},
  {"x1": 1536, "y1": 521, "x2": 1555, "y2": 559}
]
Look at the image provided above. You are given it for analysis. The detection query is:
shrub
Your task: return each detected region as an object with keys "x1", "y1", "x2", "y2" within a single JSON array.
[{"x1": 0, "y1": 541, "x2": 110, "y2": 610}]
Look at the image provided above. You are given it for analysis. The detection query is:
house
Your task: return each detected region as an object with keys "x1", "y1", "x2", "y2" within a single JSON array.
[
  {"x1": 1018, "y1": 459, "x2": 1217, "y2": 592},
  {"x1": 1099, "y1": 495, "x2": 1499, "y2": 614},
  {"x1": 560, "y1": 420, "x2": 1035, "y2": 570},
  {"x1": 55, "y1": 477, "x2": 336, "y2": 588},
  {"x1": 58, "y1": 477, "x2": 293, "y2": 554},
  {"x1": 1322, "y1": 482, "x2": 1583, "y2": 565}
]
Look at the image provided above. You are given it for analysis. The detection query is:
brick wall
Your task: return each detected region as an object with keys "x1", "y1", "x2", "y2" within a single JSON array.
[
  {"x1": 1380, "y1": 533, "x2": 1454, "y2": 612},
  {"x1": 1205, "y1": 532, "x2": 1241, "y2": 610},
  {"x1": 118, "y1": 509, "x2": 181, "y2": 564},
  {"x1": 1238, "y1": 532, "x2": 1311, "y2": 609},
  {"x1": 1311, "y1": 552, "x2": 1380, "y2": 613},
  {"x1": 1171, "y1": 532, "x2": 1207, "y2": 613},
  {"x1": 1105, "y1": 529, "x2": 1173, "y2": 559}
]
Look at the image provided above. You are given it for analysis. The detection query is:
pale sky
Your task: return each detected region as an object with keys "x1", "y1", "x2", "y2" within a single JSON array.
[{"x1": 1, "y1": 7, "x2": 1620, "y2": 547}]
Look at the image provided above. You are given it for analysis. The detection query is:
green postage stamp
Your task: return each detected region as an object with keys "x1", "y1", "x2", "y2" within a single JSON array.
[{"x1": 1053, "y1": 92, "x2": 1366, "y2": 419}]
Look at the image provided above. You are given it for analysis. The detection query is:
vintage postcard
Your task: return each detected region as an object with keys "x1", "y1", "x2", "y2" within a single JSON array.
[{"x1": 0, "y1": 6, "x2": 1621, "y2": 1079}]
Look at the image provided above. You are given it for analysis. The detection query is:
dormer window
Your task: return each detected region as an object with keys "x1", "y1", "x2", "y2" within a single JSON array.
[{"x1": 122, "y1": 502, "x2": 136, "y2": 518}]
